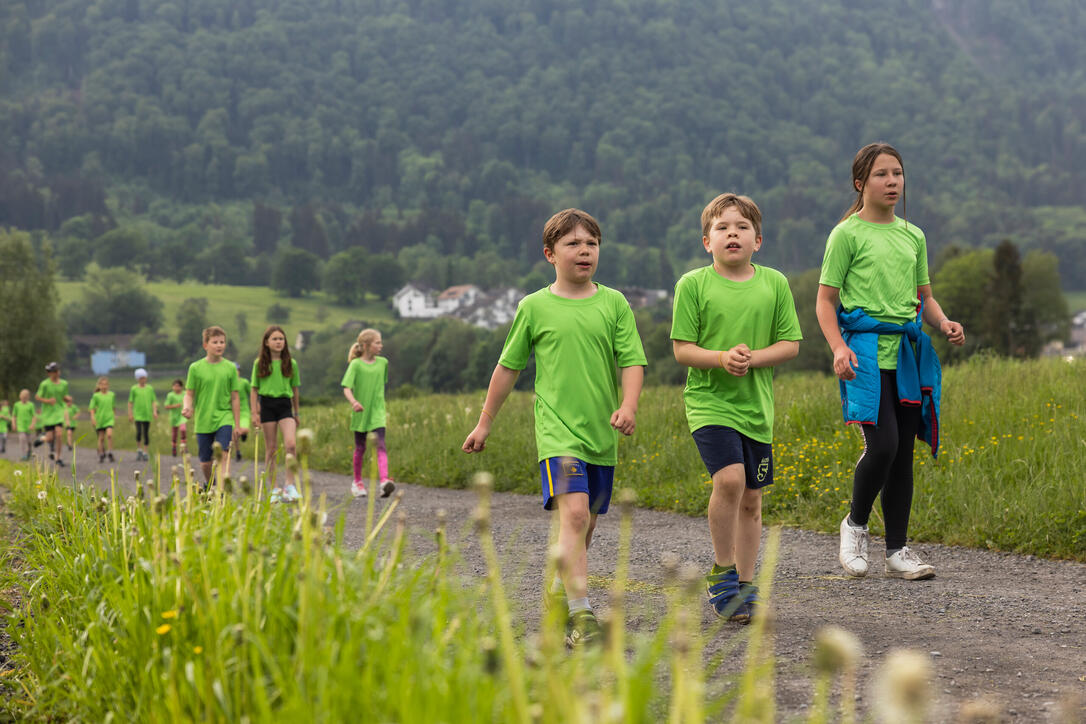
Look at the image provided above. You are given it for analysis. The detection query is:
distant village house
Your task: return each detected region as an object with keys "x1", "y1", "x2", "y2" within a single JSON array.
[{"x1": 72, "y1": 334, "x2": 147, "y2": 375}]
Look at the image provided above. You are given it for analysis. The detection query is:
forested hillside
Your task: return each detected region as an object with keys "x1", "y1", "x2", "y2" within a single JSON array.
[{"x1": 2, "y1": 0, "x2": 1084, "y2": 288}]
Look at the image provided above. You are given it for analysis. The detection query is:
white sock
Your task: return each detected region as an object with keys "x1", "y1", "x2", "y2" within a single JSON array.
[{"x1": 568, "y1": 597, "x2": 591, "y2": 614}]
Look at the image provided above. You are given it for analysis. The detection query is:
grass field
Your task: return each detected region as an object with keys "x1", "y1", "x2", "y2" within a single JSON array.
[
  {"x1": 56, "y1": 280, "x2": 393, "y2": 353},
  {"x1": 1065, "y1": 289, "x2": 1086, "y2": 313}
]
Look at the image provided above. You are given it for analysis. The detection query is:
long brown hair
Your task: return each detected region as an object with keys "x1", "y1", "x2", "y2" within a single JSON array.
[
  {"x1": 256, "y1": 325, "x2": 294, "y2": 378},
  {"x1": 840, "y1": 142, "x2": 907, "y2": 224},
  {"x1": 347, "y1": 328, "x2": 381, "y2": 362}
]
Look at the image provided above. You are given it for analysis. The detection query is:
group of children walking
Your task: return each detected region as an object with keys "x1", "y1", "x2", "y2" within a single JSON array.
[{"x1": 4, "y1": 141, "x2": 965, "y2": 648}]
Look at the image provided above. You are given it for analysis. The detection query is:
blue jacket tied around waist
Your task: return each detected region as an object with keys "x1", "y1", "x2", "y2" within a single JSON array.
[{"x1": 837, "y1": 304, "x2": 942, "y2": 457}]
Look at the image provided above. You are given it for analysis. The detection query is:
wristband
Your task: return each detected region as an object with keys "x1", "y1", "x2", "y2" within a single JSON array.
[
  {"x1": 718, "y1": 350, "x2": 726, "y2": 368},
  {"x1": 480, "y1": 408, "x2": 494, "y2": 421}
]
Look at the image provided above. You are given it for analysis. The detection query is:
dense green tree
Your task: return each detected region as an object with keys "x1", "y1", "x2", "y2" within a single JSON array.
[
  {"x1": 366, "y1": 253, "x2": 406, "y2": 300},
  {"x1": 176, "y1": 297, "x2": 210, "y2": 357},
  {"x1": 324, "y1": 247, "x2": 369, "y2": 305},
  {"x1": 0, "y1": 231, "x2": 66, "y2": 396},
  {"x1": 985, "y1": 241, "x2": 1027, "y2": 357},
  {"x1": 93, "y1": 228, "x2": 149, "y2": 270},
  {"x1": 270, "y1": 247, "x2": 322, "y2": 297},
  {"x1": 63, "y1": 265, "x2": 164, "y2": 335}
]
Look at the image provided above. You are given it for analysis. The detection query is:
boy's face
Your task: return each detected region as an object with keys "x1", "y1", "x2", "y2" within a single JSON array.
[
  {"x1": 204, "y1": 334, "x2": 227, "y2": 358},
  {"x1": 703, "y1": 207, "x2": 761, "y2": 269},
  {"x1": 544, "y1": 224, "x2": 599, "y2": 285},
  {"x1": 172, "y1": 383, "x2": 183, "y2": 393},
  {"x1": 19, "y1": 391, "x2": 29, "y2": 402},
  {"x1": 137, "y1": 376, "x2": 148, "y2": 386},
  {"x1": 48, "y1": 370, "x2": 60, "y2": 381}
]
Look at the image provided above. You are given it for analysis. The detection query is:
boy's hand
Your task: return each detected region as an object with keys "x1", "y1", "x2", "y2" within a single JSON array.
[
  {"x1": 724, "y1": 344, "x2": 752, "y2": 376},
  {"x1": 351, "y1": 401, "x2": 364, "y2": 413},
  {"x1": 238, "y1": 425, "x2": 249, "y2": 436},
  {"x1": 181, "y1": 406, "x2": 193, "y2": 419},
  {"x1": 832, "y1": 344, "x2": 858, "y2": 381},
  {"x1": 251, "y1": 413, "x2": 261, "y2": 426},
  {"x1": 610, "y1": 406, "x2": 637, "y2": 436},
  {"x1": 462, "y1": 423, "x2": 490, "y2": 453},
  {"x1": 940, "y1": 319, "x2": 966, "y2": 346}
]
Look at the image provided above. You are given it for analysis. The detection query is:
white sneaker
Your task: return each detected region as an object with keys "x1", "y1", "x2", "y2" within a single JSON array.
[
  {"x1": 885, "y1": 546, "x2": 935, "y2": 580},
  {"x1": 379, "y1": 480, "x2": 396, "y2": 498},
  {"x1": 283, "y1": 484, "x2": 302, "y2": 502},
  {"x1": 351, "y1": 481, "x2": 368, "y2": 498},
  {"x1": 839, "y1": 514, "x2": 870, "y2": 577}
]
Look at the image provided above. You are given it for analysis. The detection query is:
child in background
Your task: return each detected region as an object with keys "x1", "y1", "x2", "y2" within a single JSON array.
[
  {"x1": 234, "y1": 363, "x2": 251, "y2": 463},
  {"x1": 183, "y1": 326, "x2": 241, "y2": 487},
  {"x1": 671, "y1": 193, "x2": 802, "y2": 623},
  {"x1": 13, "y1": 390, "x2": 36, "y2": 461},
  {"x1": 35, "y1": 361, "x2": 71, "y2": 467},
  {"x1": 88, "y1": 376, "x2": 116, "y2": 463},
  {"x1": 816, "y1": 142, "x2": 965, "y2": 581},
  {"x1": 64, "y1": 399, "x2": 79, "y2": 451},
  {"x1": 462, "y1": 209, "x2": 646, "y2": 648},
  {"x1": 251, "y1": 325, "x2": 300, "y2": 503},
  {"x1": 341, "y1": 329, "x2": 394, "y2": 500},
  {"x1": 128, "y1": 368, "x2": 158, "y2": 461},
  {"x1": 164, "y1": 379, "x2": 186, "y2": 456},
  {"x1": 0, "y1": 399, "x2": 10, "y2": 454}
]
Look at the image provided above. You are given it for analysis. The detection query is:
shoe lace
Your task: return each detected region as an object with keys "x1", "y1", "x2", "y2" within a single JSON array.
[
  {"x1": 899, "y1": 547, "x2": 922, "y2": 565},
  {"x1": 849, "y1": 528, "x2": 868, "y2": 556}
]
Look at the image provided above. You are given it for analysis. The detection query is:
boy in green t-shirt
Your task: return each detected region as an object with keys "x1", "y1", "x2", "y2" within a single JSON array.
[
  {"x1": 128, "y1": 368, "x2": 159, "y2": 461},
  {"x1": 671, "y1": 193, "x2": 802, "y2": 623},
  {"x1": 182, "y1": 326, "x2": 241, "y2": 486},
  {"x1": 35, "y1": 362, "x2": 72, "y2": 467},
  {"x1": 13, "y1": 389, "x2": 37, "y2": 460},
  {"x1": 88, "y1": 377, "x2": 117, "y2": 463},
  {"x1": 462, "y1": 208, "x2": 646, "y2": 648},
  {"x1": 0, "y1": 399, "x2": 10, "y2": 453},
  {"x1": 64, "y1": 400, "x2": 79, "y2": 451},
  {"x1": 233, "y1": 364, "x2": 252, "y2": 463},
  {"x1": 164, "y1": 379, "x2": 187, "y2": 457}
]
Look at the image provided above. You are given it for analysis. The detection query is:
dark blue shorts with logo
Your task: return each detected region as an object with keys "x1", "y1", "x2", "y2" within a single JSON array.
[
  {"x1": 691, "y1": 425, "x2": 773, "y2": 489},
  {"x1": 538, "y1": 456, "x2": 615, "y2": 514}
]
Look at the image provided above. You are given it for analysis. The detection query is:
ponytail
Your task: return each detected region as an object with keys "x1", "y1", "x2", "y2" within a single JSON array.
[
  {"x1": 347, "y1": 342, "x2": 364, "y2": 362},
  {"x1": 348, "y1": 328, "x2": 382, "y2": 362}
]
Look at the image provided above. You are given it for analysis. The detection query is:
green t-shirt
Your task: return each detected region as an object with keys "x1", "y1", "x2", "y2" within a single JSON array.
[
  {"x1": 340, "y1": 357, "x2": 388, "y2": 433},
  {"x1": 13, "y1": 401, "x2": 36, "y2": 432},
  {"x1": 0, "y1": 405, "x2": 10, "y2": 433},
  {"x1": 251, "y1": 359, "x2": 300, "y2": 398},
  {"x1": 89, "y1": 391, "x2": 116, "y2": 429},
  {"x1": 819, "y1": 214, "x2": 931, "y2": 369},
  {"x1": 164, "y1": 390, "x2": 185, "y2": 427},
  {"x1": 129, "y1": 384, "x2": 157, "y2": 422},
  {"x1": 671, "y1": 265, "x2": 802, "y2": 443},
  {"x1": 236, "y1": 378, "x2": 252, "y2": 418},
  {"x1": 498, "y1": 284, "x2": 647, "y2": 466},
  {"x1": 65, "y1": 403, "x2": 79, "y2": 427},
  {"x1": 185, "y1": 358, "x2": 240, "y2": 434},
  {"x1": 36, "y1": 378, "x2": 69, "y2": 426}
]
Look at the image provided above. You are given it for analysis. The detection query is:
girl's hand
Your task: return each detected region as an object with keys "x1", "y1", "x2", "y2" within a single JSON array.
[
  {"x1": 941, "y1": 319, "x2": 966, "y2": 346},
  {"x1": 724, "y1": 344, "x2": 752, "y2": 376},
  {"x1": 251, "y1": 414, "x2": 260, "y2": 426},
  {"x1": 462, "y1": 424, "x2": 490, "y2": 453},
  {"x1": 832, "y1": 344, "x2": 858, "y2": 381},
  {"x1": 181, "y1": 406, "x2": 193, "y2": 419},
  {"x1": 351, "y1": 401, "x2": 364, "y2": 413}
]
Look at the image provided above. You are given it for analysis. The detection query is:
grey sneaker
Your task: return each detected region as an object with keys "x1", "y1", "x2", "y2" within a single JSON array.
[
  {"x1": 885, "y1": 547, "x2": 935, "y2": 580},
  {"x1": 839, "y1": 514, "x2": 869, "y2": 577}
]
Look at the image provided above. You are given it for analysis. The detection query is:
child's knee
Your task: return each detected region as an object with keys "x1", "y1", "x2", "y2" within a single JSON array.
[{"x1": 711, "y1": 465, "x2": 745, "y2": 497}]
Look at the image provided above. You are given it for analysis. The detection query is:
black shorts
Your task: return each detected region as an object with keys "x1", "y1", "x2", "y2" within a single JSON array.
[
  {"x1": 96, "y1": 426, "x2": 113, "y2": 432},
  {"x1": 258, "y1": 395, "x2": 294, "y2": 422},
  {"x1": 691, "y1": 425, "x2": 774, "y2": 489}
]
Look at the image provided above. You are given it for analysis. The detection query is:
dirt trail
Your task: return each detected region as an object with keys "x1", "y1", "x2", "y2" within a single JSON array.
[{"x1": 7, "y1": 445, "x2": 1086, "y2": 722}]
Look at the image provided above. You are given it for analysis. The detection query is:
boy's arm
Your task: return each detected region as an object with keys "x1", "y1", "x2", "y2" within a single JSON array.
[
  {"x1": 610, "y1": 365, "x2": 643, "y2": 436},
  {"x1": 462, "y1": 364, "x2": 520, "y2": 453},
  {"x1": 231, "y1": 390, "x2": 240, "y2": 431},
  {"x1": 749, "y1": 340, "x2": 800, "y2": 369},
  {"x1": 181, "y1": 390, "x2": 194, "y2": 419},
  {"x1": 127, "y1": 399, "x2": 134, "y2": 420},
  {"x1": 673, "y1": 340, "x2": 753, "y2": 377},
  {"x1": 815, "y1": 284, "x2": 858, "y2": 381}
]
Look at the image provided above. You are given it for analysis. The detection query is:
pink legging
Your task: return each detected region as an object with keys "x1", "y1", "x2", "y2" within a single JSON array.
[{"x1": 353, "y1": 428, "x2": 388, "y2": 482}]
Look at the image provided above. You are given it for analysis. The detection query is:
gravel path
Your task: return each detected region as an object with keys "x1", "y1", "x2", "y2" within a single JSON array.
[{"x1": 7, "y1": 444, "x2": 1085, "y2": 722}]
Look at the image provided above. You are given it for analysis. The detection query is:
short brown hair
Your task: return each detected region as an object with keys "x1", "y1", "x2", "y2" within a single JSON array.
[
  {"x1": 700, "y1": 193, "x2": 762, "y2": 238},
  {"x1": 202, "y1": 325, "x2": 226, "y2": 343},
  {"x1": 542, "y1": 208, "x2": 602, "y2": 252}
]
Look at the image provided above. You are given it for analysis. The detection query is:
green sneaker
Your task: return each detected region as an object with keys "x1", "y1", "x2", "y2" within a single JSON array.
[{"x1": 565, "y1": 609, "x2": 603, "y2": 649}]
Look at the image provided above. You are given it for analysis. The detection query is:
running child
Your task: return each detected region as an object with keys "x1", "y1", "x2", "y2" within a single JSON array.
[
  {"x1": 462, "y1": 208, "x2": 646, "y2": 648},
  {"x1": 88, "y1": 376, "x2": 116, "y2": 463},
  {"x1": 164, "y1": 379, "x2": 186, "y2": 456},
  {"x1": 816, "y1": 142, "x2": 965, "y2": 581},
  {"x1": 182, "y1": 326, "x2": 241, "y2": 487},
  {"x1": 0, "y1": 399, "x2": 10, "y2": 454},
  {"x1": 671, "y1": 193, "x2": 802, "y2": 623},
  {"x1": 250, "y1": 325, "x2": 300, "y2": 503},
  {"x1": 35, "y1": 362, "x2": 72, "y2": 467},
  {"x1": 12, "y1": 390, "x2": 36, "y2": 461},
  {"x1": 64, "y1": 399, "x2": 79, "y2": 451},
  {"x1": 128, "y1": 368, "x2": 158, "y2": 461},
  {"x1": 234, "y1": 363, "x2": 251, "y2": 464},
  {"x1": 341, "y1": 328, "x2": 393, "y2": 500}
]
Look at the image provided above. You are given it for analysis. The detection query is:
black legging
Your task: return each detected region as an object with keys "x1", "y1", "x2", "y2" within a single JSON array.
[
  {"x1": 849, "y1": 371, "x2": 921, "y2": 551},
  {"x1": 135, "y1": 420, "x2": 150, "y2": 445}
]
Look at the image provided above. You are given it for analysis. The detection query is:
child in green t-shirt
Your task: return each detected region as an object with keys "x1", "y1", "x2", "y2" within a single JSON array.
[
  {"x1": 815, "y1": 143, "x2": 965, "y2": 581},
  {"x1": 183, "y1": 326, "x2": 241, "y2": 486},
  {"x1": 13, "y1": 389, "x2": 37, "y2": 461},
  {"x1": 340, "y1": 328, "x2": 390, "y2": 502},
  {"x1": 671, "y1": 193, "x2": 802, "y2": 623},
  {"x1": 462, "y1": 208, "x2": 646, "y2": 648},
  {"x1": 64, "y1": 400, "x2": 79, "y2": 451},
  {"x1": 164, "y1": 379, "x2": 187, "y2": 457},
  {"x1": 128, "y1": 368, "x2": 159, "y2": 461},
  {"x1": 252, "y1": 325, "x2": 300, "y2": 503},
  {"x1": 88, "y1": 376, "x2": 116, "y2": 463},
  {"x1": 0, "y1": 399, "x2": 11, "y2": 454},
  {"x1": 233, "y1": 364, "x2": 252, "y2": 464},
  {"x1": 35, "y1": 362, "x2": 72, "y2": 467}
]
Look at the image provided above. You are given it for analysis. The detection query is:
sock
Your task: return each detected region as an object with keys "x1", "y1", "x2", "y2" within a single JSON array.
[
  {"x1": 847, "y1": 515, "x2": 866, "y2": 529},
  {"x1": 568, "y1": 597, "x2": 591, "y2": 614},
  {"x1": 886, "y1": 548, "x2": 902, "y2": 559},
  {"x1": 710, "y1": 563, "x2": 736, "y2": 576},
  {"x1": 550, "y1": 577, "x2": 564, "y2": 594}
]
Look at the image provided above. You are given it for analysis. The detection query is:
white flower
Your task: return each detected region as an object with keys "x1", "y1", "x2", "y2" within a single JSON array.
[
  {"x1": 37, "y1": 490, "x2": 47, "y2": 501},
  {"x1": 13, "y1": 470, "x2": 22, "y2": 477}
]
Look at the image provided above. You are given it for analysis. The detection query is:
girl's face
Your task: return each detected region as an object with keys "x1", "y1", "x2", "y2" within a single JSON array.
[
  {"x1": 858, "y1": 153, "x2": 903, "y2": 211},
  {"x1": 19, "y1": 391, "x2": 29, "y2": 402},
  {"x1": 101, "y1": 380, "x2": 110, "y2": 392},
  {"x1": 267, "y1": 331, "x2": 286, "y2": 352},
  {"x1": 366, "y1": 336, "x2": 383, "y2": 356}
]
